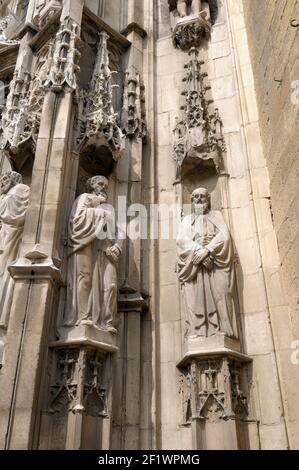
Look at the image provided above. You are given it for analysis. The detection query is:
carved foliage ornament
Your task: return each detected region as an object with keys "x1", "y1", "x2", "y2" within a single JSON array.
[
  {"x1": 168, "y1": 1, "x2": 219, "y2": 50},
  {"x1": 173, "y1": 14, "x2": 211, "y2": 51},
  {"x1": 173, "y1": 47, "x2": 226, "y2": 174}
]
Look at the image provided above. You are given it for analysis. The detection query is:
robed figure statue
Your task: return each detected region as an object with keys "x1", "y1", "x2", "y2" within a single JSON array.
[{"x1": 176, "y1": 188, "x2": 238, "y2": 339}]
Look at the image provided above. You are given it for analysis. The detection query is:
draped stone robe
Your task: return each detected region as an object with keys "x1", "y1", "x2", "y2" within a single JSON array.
[
  {"x1": 65, "y1": 193, "x2": 123, "y2": 329},
  {"x1": 0, "y1": 184, "x2": 30, "y2": 328},
  {"x1": 176, "y1": 210, "x2": 238, "y2": 338}
]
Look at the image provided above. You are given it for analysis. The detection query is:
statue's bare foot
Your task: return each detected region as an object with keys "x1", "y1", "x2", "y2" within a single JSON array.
[{"x1": 80, "y1": 318, "x2": 93, "y2": 326}]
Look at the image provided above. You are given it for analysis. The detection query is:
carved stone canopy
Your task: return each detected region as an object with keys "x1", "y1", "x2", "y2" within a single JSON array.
[
  {"x1": 74, "y1": 31, "x2": 125, "y2": 162},
  {"x1": 173, "y1": 48, "x2": 226, "y2": 177}
]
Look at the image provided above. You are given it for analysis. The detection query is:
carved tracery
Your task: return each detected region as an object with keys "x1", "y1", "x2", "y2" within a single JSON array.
[
  {"x1": 179, "y1": 358, "x2": 249, "y2": 425},
  {"x1": 74, "y1": 31, "x2": 125, "y2": 161},
  {"x1": 173, "y1": 47, "x2": 226, "y2": 177}
]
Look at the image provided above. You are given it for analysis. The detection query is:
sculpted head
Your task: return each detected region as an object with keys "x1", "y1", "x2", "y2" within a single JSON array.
[
  {"x1": 86, "y1": 175, "x2": 109, "y2": 203},
  {"x1": 191, "y1": 187, "x2": 211, "y2": 214},
  {"x1": 0, "y1": 171, "x2": 23, "y2": 196}
]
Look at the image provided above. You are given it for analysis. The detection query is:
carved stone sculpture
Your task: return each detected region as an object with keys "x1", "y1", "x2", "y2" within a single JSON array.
[
  {"x1": 49, "y1": 347, "x2": 108, "y2": 419},
  {"x1": 179, "y1": 357, "x2": 249, "y2": 424},
  {"x1": 0, "y1": 171, "x2": 30, "y2": 328},
  {"x1": 0, "y1": 42, "x2": 53, "y2": 157},
  {"x1": 0, "y1": 15, "x2": 20, "y2": 46},
  {"x1": 173, "y1": 47, "x2": 226, "y2": 176},
  {"x1": 168, "y1": 1, "x2": 212, "y2": 50},
  {"x1": 121, "y1": 68, "x2": 147, "y2": 141},
  {"x1": 33, "y1": 0, "x2": 62, "y2": 28},
  {"x1": 75, "y1": 32, "x2": 125, "y2": 159},
  {"x1": 45, "y1": 16, "x2": 81, "y2": 92},
  {"x1": 65, "y1": 176, "x2": 123, "y2": 332},
  {"x1": 176, "y1": 188, "x2": 238, "y2": 338}
]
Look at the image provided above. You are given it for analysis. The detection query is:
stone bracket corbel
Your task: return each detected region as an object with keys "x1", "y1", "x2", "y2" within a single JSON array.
[
  {"x1": 118, "y1": 285, "x2": 149, "y2": 314},
  {"x1": 8, "y1": 254, "x2": 62, "y2": 284},
  {"x1": 121, "y1": 22, "x2": 147, "y2": 39}
]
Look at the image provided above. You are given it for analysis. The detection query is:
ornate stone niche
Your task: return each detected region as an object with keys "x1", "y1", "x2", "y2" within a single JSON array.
[
  {"x1": 168, "y1": 1, "x2": 219, "y2": 50},
  {"x1": 173, "y1": 47, "x2": 226, "y2": 182}
]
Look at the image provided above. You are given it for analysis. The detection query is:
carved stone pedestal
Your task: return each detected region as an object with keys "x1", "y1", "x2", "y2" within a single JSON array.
[
  {"x1": 177, "y1": 337, "x2": 257, "y2": 450},
  {"x1": 181, "y1": 334, "x2": 241, "y2": 362},
  {"x1": 39, "y1": 331, "x2": 116, "y2": 450},
  {"x1": 172, "y1": 12, "x2": 211, "y2": 50},
  {"x1": 56, "y1": 324, "x2": 118, "y2": 353}
]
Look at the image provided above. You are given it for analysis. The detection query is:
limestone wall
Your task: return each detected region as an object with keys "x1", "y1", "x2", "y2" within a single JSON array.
[{"x1": 243, "y1": 0, "x2": 299, "y2": 449}]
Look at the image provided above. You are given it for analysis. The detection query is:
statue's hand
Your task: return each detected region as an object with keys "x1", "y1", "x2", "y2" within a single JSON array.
[
  {"x1": 106, "y1": 246, "x2": 121, "y2": 264},
  {"x1": 192, "y1": 248, "x2": 209, "y2": 265},
  {"x1": 202, "y1": 256, "x2": 214, "y2": 271}
]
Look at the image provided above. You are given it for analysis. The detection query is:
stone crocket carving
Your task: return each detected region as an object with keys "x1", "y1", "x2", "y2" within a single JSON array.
[
  {"x1": 0, "y1": 171, "x2": 30, "y2": 328},
  {"x1": 65, "y1": 176, "x2": 123, "y2": 332},
  {"x1": 176, "y1": 188, "x2": 238, "y2": 338}
]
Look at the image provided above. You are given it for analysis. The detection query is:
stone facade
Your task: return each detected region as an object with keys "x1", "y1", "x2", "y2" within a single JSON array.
[{"x1": 0, "y1": 0, "x2": 298, "y2": 450}]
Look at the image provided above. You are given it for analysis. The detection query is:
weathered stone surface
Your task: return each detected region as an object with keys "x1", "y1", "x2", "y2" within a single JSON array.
[{"x1": 0, "y1": 0, "x2": 298, "y2": 452}]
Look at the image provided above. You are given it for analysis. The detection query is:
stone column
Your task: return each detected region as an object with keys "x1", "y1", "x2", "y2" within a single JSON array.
[
  {"x1": 0, "y1": 0, "x2": 84, "y2": 450},
  {"x1": 112, "y1": 10, "x2": 148, "y2": 449}
]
